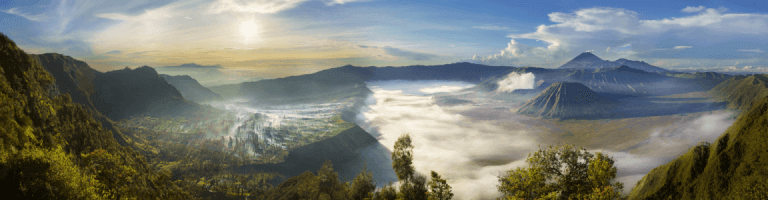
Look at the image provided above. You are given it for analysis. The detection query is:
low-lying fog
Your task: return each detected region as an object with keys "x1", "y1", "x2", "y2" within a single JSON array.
[{"x1": 355, "y1": 80, "x2": 736, "y2": 199}]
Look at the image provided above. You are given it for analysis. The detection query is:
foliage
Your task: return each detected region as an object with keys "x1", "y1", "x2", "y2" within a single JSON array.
[
  {"x1": 428, "y1": 171, "x2": 453, "y2": 200},
  {"x1": 349, "y1": 164, "x2": 377, "y2": 200},
  {"x1": 498, "y1": 144, "x2": 623, "y2": 200},
  {"x1": 0, "y1": 32, "x2": 192, "y2": 199},
  {"x1": 392, "y1": 134, "x2": 415, "y2": 182}
]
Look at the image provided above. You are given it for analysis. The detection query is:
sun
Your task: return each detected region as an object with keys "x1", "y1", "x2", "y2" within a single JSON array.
[{"x1": 239, "y1": 19, "x2": 259, "y2": 41}]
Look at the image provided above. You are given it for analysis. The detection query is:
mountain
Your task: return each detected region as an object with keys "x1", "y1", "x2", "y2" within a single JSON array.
[
  {"x1": 628, "y1": 95, "x2": 768, "y2": 199},
  {"x1": 159, "y1": 63, "x2": 222, "y2": 69},
  {"x1": 709, "y1": 74, "x2": 768, "y2": 111},
  {"x1": 30, "y1": 53, "x2": 101, "y2": 111},
  {"x1": 516, "y1": 82, "x2": 617, "y2": 119},
  {"x1": 160, "y1": 74, "x2": 222, "y2": 103},
  {"x1": 0, "y1": 32, "x2": 191, "y2": 199},
  {"x1": 473, "y1": 65, "x2": 709, "y2": 96},
  {"x1": 90, "y1": 66, "x2": 198, "y2": 120},
  {"x1": 30, "y1": 53, "x2": 130, "y2": 144},
  {"x1": 230, "y1": 63, "x2": 514, "y2": 104},
  {"x1": 559, "y1": 52, "x2": 668, "y2": 72},
  {"x1": 614, "y1": 58, "x2": 668, "y2": 73},
  {"x1": 559, "y1": 52, "x2": 619, "y2": 70}
]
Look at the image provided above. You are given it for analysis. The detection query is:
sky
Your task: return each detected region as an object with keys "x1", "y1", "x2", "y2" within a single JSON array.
[{"x1": 1, "y1": 0, "x2": 767, "y2": 78}]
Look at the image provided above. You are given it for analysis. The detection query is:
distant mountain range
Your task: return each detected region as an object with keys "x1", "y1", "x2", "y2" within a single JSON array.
[
  {"x1": 516, "y1": 82, "x2": 617, "y2": 119},
  {"x1": 160, "y1": 74, "x2": 223, "y2": 103},
  {"x1": 559, "y1": 52, "x2": 668, "y2": 73},
  {"x1": 159, "y1": 63, "x2": 223, "y2": 69}
]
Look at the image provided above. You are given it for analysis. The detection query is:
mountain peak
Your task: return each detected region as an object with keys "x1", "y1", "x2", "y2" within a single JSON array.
[
  {"x1": 573, "y1": 52, "x2": 601, "y2": 60},
  {"x1": 517, "y1": 82, "x2": 617, "y2": 119}
]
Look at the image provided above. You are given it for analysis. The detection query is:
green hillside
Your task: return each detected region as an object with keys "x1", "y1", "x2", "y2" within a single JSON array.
[
  {"x1": 628, "y1": 95, "x2": 768, "y2": 199},
  {"x1": 708, "y1": 74, "x2": 768, "y2": 111},
  {"x1": 0, "y1": 33, "x2": 193, "y2": 199}
]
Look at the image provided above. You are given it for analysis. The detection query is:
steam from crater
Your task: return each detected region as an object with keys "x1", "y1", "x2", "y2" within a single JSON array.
[{"x1": 495, "y1": 72, "x2": 535, "y2": 93}]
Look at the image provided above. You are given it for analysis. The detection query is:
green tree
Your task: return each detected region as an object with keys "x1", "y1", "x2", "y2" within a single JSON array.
[
  {"x1": 497, "y1": 144, "x2": 623, "y2": 200},
  {"x1": 392, "y1": 134, "x2": 415, "y2": 182},
  {"x1": 349, "y1": 164, "x2": 377, "y2": 200},
  {"x1": 391, "y1": 134, "x2": 427, "y2": 200},
  {"x1": 428, "y1": 171, "x2": 453, "y2": 200},
  {"x1": 374, "y1": 182, "x2": 398, "y2": 200}
]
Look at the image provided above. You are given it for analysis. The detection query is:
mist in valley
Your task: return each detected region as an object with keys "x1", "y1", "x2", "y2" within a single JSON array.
[{"x1": 345, "y1": 77, "x2": 738, "y2": 199}]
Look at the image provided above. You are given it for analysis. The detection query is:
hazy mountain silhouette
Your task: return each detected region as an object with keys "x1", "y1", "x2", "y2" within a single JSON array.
[
  {"x1": 559, "y1": 52, "x2": 668, "y2": 72},
  {"x1": 90, "y1": 66, "x2": 200, "y2": 120},
  {"x1": 160, "y1": 74, "x2": 222, "y2": 103},
  {"x1": 227, "y1": 63, "x2": 514, "y2": 103},
  {"x1": 160, "y1": 63, "x2": 222, "y2": 69},
  {"x1": 516, "y1": 82, "x2": 617, "y2": 119}
]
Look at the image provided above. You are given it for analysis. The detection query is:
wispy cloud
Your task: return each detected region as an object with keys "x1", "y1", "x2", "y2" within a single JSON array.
[
  {"x1": 382, "y1": 46, "x2": 439, "y2": 61},
  {"x1": 737, "y1": 49, "x2": 765, "y2": 53},
  {"x1": 674, "y1": 46, "x2": 692, "y2": 49},
  {"x1": 472, "y1": 25, "x2": 512, "y2": 31},
  {"x1": 3, "y1": 7, "x2": 47, "y2": 22},
  {"x1": 681, "y1": 6, "x2": 706, "y2": 13},
  {"x1": 321, "y1": 0, "x2": 372, "y2": 6}
]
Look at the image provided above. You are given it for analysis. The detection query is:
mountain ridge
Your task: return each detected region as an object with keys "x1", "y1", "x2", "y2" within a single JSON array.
[{"x1": 559, "y1": 52, "x2": 668, "y2": 72}]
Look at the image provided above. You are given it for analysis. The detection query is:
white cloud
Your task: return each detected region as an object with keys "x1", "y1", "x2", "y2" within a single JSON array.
[
  {"x1": 472, "y1": 25, "x2": 512, "y2": 30},
  {"x1": 495, "y1": 72, "x2": 535, "y2": 93},
  {"x1": 321, "y1": 0, "x2": 371, "y2": 6},
  {"x1": 3, "y1": 7, "x2": 47, "y2": 22},
  {"x1": 738, "y1": 49, "x2": 765, "y2": 53},
  {"x1": 208, "y1": 0, "x2": 312, "y2": 14},
  {"x1": 360, "y1": 83, "x2": 539, "y2": 199},
  {"x1": 419, "y1": 85, "x2": 472, "y2": 94},
  {"x1": 472, "y1": 7, "x2": 768, "y2": 68},
  {"x1": 681, "y1": 6, "x2": 706, "y2": 13}
]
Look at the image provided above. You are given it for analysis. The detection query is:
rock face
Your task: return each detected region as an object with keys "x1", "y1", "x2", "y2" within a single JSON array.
[
  {"x1": 516, "y1": 82, "x2": 617, "y2": 119},
  {"x1": 160, "y1": 74, "x2": 223, "y2": 103}
]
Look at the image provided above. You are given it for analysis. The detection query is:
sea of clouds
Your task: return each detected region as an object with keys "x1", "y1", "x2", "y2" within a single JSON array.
[{"x1": 355, "y1": 80, "x2": 737, "y2": 199}]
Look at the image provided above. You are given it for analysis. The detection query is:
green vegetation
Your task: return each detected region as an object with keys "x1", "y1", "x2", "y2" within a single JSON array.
[
  {"x1": 628, "y1": 95, "x2": 768, "y2": 199},
  {"x1": 0, "y1": 32, "x2": 192, "y2": 199},
  {"x1": 497, "y1": 144, "x2": 624, "y2": 200},
  {"x1": 709, "y1": 74, "x2": 768, "y2": 111}
]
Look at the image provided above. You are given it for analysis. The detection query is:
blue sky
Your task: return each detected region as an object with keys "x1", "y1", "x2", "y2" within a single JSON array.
[{"x1": 1, "y1": 0, "x2": 767, "y2": 77}]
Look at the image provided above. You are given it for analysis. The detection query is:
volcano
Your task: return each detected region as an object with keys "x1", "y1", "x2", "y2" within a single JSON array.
[{"x1": 516, "y1": 82, "x2": 617, "y2": 119}]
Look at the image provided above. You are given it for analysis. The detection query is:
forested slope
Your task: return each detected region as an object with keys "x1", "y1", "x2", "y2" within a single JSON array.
[{"x1": 0, "y1": 33, "x2": 192, "y2": 199}]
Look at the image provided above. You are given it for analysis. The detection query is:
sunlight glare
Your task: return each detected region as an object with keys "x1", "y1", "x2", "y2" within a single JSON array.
[{"x1": 239, "y1": 19, "x2": 260, "y2": 42}]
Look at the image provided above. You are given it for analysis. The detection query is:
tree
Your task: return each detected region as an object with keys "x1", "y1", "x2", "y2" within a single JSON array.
[
  {"x1": 349, "y1": 164, "x2": 377, "y2": 200},
  {"x1": 374, "y1": 182, "x2": 398, "y2": 200},
  {"x1": 392, "y1": 134, "x2": 415, "y2": 182},
  {"x1": 428, "y1": 171, "x2": 453, "y2": 200},
  {"x1": 391, "y1": 133, "x2": 427, "y2": 200},
  {"x1": 497, "y1": 144, "x2": 624, "y2": 200}
]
